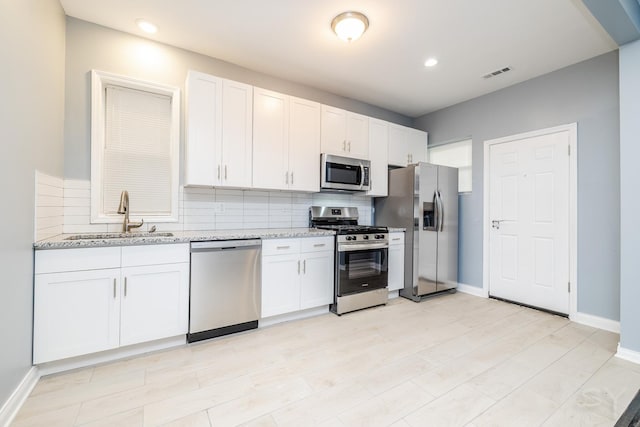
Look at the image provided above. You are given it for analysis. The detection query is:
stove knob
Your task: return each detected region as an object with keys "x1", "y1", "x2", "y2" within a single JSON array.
[
  {"x1": 376, "y1": 234, "x2": 384, "y2": 239},
  {"x1": 346, "y1": 236, "x2": 354, "y2": 241},
  {"x1": 352, "y1": 236, "x2": 357, "y2": 241},
  {"x1": 363, "y1": 235, "x2": 369, "y2": 240}
]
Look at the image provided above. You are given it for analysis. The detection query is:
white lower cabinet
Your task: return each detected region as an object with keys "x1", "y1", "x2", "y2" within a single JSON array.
[
  {"x1": 33, "y1": 244, "x2": 189, "y2": 364},
  {"x1": 119, "y1": 263, "x2": 189, "y2": 347},
  {"x1": 33, "y1": 268, "x2": 121, "y2": 364},
  {"x1": 388, "y1": 232, "x2": 405, "y2": 292},
  {"x1": 261, "y1": 236, "x2": 334, "y2": 318}
]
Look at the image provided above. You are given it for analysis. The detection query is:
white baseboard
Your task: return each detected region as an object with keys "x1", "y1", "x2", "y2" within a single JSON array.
[
  {"x1": 456, "y1": 283, "x2": 488, "y2": 298},
  {"x1": 37, "y1": 336, "x2": 186, "y2": 377},
  {"x1": 616, "y1": 344, "x2": 640, "y2": 365},
  {"x1": 259, "y1": 306, "x2": 330, "y2": 328},
  {"x1": 0, "y1": 367, "x2": 40, "y2": 427},
  {"x1": 570, "y1": 312, "x2": 620, "y2": 333}
]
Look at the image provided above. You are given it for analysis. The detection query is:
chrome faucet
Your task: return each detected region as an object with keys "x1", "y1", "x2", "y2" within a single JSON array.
[{"x1": 117, "y1": 190, "x2": 144, "y2": 233}]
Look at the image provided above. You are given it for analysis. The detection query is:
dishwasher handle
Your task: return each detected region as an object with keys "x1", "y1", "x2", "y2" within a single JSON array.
[{"x1": 191, "y1": 239, "x2": 261, "y2": 252}]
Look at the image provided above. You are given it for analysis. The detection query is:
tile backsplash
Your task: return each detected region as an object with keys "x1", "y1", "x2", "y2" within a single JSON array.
[
  {"x1": 35, "y1": 171, "x2": 64, "y2": 241},
  {"x1": 59, "y1": 179, "x2": 372, "y2": 236}
]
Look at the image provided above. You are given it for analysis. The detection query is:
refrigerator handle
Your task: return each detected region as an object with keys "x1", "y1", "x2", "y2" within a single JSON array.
[
  {"x1": 431, "y1": 191, "x2": 440, "y2": 232},
  {"x1": 437, "y1": 190, "x2": 444, "y2": 232}
]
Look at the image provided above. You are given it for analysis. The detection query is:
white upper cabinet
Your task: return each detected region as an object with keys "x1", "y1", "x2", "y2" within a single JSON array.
[
  {"x1": 388, "y1": 123, "x2": 428, "y2": 167},
  {"x1": 321, "y1": 105, "x2": 369, "y2": 159},
  {"x1": 185, "y1": 71, "x2": 221, "y2": 186},
  {"x1": 185, "y1": 70, "x2": 253, "y2": 188},
  {"x1": 222, "y1": 79, "x2": 253, "y2": 188},
  {"x1": 407, "y1": 127, "x2": 428, "y2": 165},
  {"x1": 253, "y1": 87, "x2": 289, "y2": 190},
  {"x1": 367, "y1": 118, "x2": 389, "y2": 197},
  {"x1": 289, "y1": 96, "x2": 321, "y2": 192},
  {"x1": 253, "y1": 89, "x2": 320, "y2": 192}
]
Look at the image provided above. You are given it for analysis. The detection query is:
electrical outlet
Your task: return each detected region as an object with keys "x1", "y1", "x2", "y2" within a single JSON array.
[{"x1": 213, "y1": 202, "x2": 224, "y2": 213}]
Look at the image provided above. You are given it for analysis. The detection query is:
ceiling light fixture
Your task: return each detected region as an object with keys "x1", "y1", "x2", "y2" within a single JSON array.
[
  {"x1": 424, "y1": 58, "x2": 439, "y2": 67},
  {"x1": 331, "y1": 11, "x2": 369, "y2": 42},
  {"x1": 136, "y1": 19, "x2": 158, "y2": 34}
]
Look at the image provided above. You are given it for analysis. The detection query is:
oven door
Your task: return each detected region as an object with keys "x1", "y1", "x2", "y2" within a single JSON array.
[{"x1": 337, "y1": 244, "x2": 388, "y2": 296}]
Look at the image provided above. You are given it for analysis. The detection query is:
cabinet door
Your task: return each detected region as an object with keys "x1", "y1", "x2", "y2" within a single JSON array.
[
  {"x1": 300, "y1": 251, "x2": 334, "y2": 310},
  {"x1": 184, "y1": 71, "x2": 222, "y2": 186},
  {"x1": 407, "y1": 128, "x2": 428, "y2": 164},
  {"x1": 119, "y1": 263, "x2": 190, "y2": 346},
  {"x1": 367, "y1": 118, "x2": 389, "y2": 197},
  {"x1": 388, "y1": 233, "x2": 406, "y2": 292},
  {"x1": 388, "y1": 124, "x2": 410, "y2": 167},
  {"x1": 346, "y1": 112, "x2": 369, "y2": 159},
  {"x1": 289, "y1": 96, "x2": 321, "y2": 192},
  {"x1": 321, "y1": 105, "x2": 347, "y2": 156},
  {"x1": 33, "y1": 269, "x2": 120, "y2": 364},
  {"x1": 261, "y1": 254, "x2": 301, "y2": 317},
  {"x1": 253, "y1": 87, "x2": 289, "y2": 190},
  {"x1": 221, "y1": 79, "x2": 253, "y2": 188}
]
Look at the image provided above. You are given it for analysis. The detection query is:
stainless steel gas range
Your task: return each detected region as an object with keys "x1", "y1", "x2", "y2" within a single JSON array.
[{"x1": 309, "y1": 206, "x2": 389, "y2": 315}]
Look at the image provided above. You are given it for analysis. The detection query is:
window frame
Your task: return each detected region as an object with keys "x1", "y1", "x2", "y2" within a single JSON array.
[
  {"x1": 427, "y1": 138, "x2": 473, "y2": 193},
  {"x1": 90, "y1": 70, "x2": 180, "y2": 224}
]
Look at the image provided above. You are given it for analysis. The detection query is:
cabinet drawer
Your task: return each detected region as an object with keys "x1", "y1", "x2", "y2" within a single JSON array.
[
  {"x1": 389, "y1": 232, "x2": 405, "y2": 246},
  {"x1": 35, "y1": 247, "x2": 121, "y2": 274},
  {"x1": 262, "y1": 238, "x2": 301, "y2": 256},
  {"x1": 122, "y1": 244, "x2": 190, "y2": 267},
  {"x1": 300, "y1": 236, "x2": 334, "y2": 253}
]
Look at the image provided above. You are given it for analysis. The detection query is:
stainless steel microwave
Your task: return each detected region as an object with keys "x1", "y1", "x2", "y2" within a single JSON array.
[{"x1": 320, "y1": 153, "x2": 371, "y2": 192}]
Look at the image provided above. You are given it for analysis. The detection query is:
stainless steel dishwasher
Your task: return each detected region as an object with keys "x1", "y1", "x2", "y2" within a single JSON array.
[{"x1": 188, "y1": 239, "x2": 261, "y2": 343}]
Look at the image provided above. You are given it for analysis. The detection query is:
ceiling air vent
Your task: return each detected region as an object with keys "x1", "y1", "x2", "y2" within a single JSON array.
[{"x1": 483, "y1": 66, "x2": 512, "y2": 79}]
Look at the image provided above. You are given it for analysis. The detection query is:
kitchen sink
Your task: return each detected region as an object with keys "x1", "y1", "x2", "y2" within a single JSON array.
[{"x1": 65, "y1": 232, "x2": 174, "y2": 240}]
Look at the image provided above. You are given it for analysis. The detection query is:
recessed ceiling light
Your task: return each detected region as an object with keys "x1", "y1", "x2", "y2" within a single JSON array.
[
  {"x1": 331, "y1": 11, "x2": 369, "y2": 42},
  {"x1": 424, "y1": 58, "x2": 438, "y2": 67},
  {"x1": 136, "y1": 19, "x2": 158, "y2": 34}
]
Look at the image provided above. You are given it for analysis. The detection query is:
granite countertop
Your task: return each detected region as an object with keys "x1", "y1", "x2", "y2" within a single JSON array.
[
  {"x1": 387, "y1": 227, "x2": 406, "y2": 232},
  {"x1": 34, "y1": 228, "x2": 336, "y2": 250}
]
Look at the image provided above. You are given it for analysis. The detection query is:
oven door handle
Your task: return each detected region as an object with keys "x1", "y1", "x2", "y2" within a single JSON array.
[{"x1": 338, "y1": 242, "x2": 389, "y2": 252}]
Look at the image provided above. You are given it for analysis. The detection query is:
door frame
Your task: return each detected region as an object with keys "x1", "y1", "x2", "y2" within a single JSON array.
[{"x1": 482, "y1": 123, "x2": 578, "y2": 318}]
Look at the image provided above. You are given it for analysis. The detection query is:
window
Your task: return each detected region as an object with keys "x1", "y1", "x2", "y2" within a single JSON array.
[
  {"x1": 428, "y1": 139, "x2": 472, "y2": 193},
  {"x1": 91, "y1": 70, "x2": 180, "y2": 223}
]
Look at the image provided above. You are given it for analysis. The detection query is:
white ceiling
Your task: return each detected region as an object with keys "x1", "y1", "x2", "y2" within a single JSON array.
[{"x1": 59, "y1": 0, "x2": 616, "y2": 118}]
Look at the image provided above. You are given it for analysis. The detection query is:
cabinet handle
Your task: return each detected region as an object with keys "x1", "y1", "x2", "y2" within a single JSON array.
[
  {"x1": 290, "y1": 172, "x2": 294, "y2": 185},
  {"x1": 276, "y1": 245, "x2": 290, "y2": 250},
  {"x1": 297, "y1": 260, "x2": 301, "y2": 274},
  {"x1": 348, "y1": 141, "x2": 351, "y2": 152},
  {"x1": 124, "y1": 277, "x2": 127, "y2": 297},
  {"x1": 343, "y1": 140, "x2": 346, "y2": 151},
  {"x1": 217, "y1": 165, "x2": 221, "y2": 180},
  {"x1": 285, "y1": 171, "x2": 289, "y2": 184},
  {"x1": 392, "y1": 237, "x2": 401, "y2": 241},
  {"x1": 113, "y1": 279, "x2": 116, "y2": 299},
  {"x1": 313, "y1": 243, "x2": 326, "y2": 247},
  {"x1": 303, "y1": 259, "x2": 306, "y2": 274},
  {"x1": 224, "y1": 165, "x2": 228, "y2": 180}
]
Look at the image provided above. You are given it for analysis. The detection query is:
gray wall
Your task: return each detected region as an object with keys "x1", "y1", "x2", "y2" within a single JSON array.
[
  {"x1": 414, "y1": 51, "x2": 620, "y2": 321},
  {"x1": 619, "y1": 40, "x2": 640, "y2": 350},
  {"x1": 0, "y1": 0, "x2": 66, "y2": 406},
  {"x1": 64, "y1": 18, "x2": 412, "y2": 181}
]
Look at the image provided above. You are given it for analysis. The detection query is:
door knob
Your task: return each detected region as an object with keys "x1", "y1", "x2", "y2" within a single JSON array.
[{"x1": 491, "y1": 220, "x2": 502, "y2": 229}]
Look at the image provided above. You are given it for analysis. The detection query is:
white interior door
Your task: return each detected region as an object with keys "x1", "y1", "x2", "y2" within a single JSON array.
[{"x1": 488, "y1": 129, "x2": 570, "y2": 314}]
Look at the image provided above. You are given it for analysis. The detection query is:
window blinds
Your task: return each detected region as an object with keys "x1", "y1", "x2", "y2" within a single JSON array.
[{"x1": 103, "y1": 85, "x2": 172, "y2": 215}]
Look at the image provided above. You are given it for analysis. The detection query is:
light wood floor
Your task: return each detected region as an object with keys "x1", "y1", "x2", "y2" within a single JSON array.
[{"x1": 12, "y1": 293, "x2": 640, "y2": 426}]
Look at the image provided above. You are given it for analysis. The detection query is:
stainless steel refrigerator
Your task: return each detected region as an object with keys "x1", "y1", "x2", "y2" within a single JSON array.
[{"x1": 374, "y1": 163, "x2": 458, "y2": 301}]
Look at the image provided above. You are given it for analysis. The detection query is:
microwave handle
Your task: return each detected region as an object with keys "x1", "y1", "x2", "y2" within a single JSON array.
[{"x1": 359, "y1": 163, "x2": 365, "y2": 190}]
